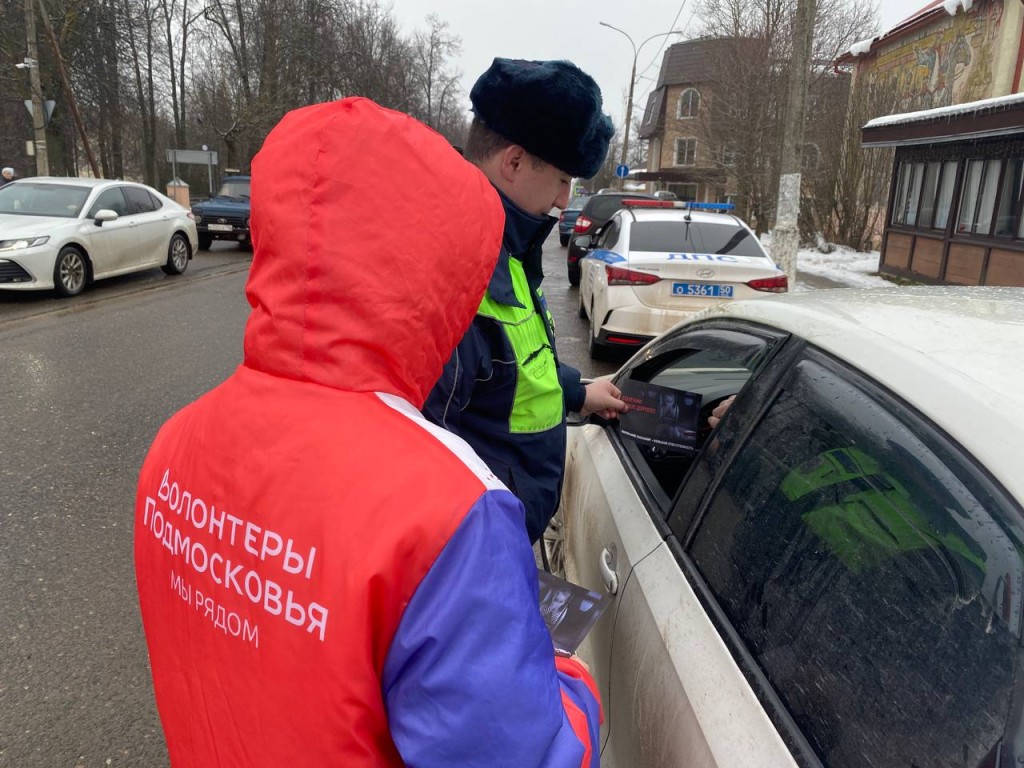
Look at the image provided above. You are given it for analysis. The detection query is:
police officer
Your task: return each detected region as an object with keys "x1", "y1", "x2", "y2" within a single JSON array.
[{"x1": 424, "y1": 58, "x2": 628, "y2": 543}]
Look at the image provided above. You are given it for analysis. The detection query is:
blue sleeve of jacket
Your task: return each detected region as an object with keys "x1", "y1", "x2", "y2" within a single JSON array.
[
  {"x1": 423, "y1": 323, "x2": 487, "y2": 436},
  {"x1": 382, "y1": 489, "x2": 600, "y2": 768},
  {"x1": 559, "y1": 363, "x2": 586, "y2": 414}
]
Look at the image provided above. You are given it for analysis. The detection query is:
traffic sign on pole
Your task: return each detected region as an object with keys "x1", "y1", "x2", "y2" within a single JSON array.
[{"x1": 615, "y1": 164, "x2": 630, "y2": 178}]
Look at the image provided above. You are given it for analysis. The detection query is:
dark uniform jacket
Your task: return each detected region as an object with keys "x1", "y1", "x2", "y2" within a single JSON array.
[{"x1": 424, "y1": 191, "x2": 585, "y2": 542}]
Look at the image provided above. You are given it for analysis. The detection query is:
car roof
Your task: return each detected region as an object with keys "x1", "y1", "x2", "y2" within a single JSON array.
[
  {"x1": 13, "y1": 177, "x2": 148, "y2": 190},
  {"x1": 618, "y1": 208, "x2": 747, "y2": 226},
  {"x1": 692, "y1": 287, "x2": 1024, "y2": 503}
]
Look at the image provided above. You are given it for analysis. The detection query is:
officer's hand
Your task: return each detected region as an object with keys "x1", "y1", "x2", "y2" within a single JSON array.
[{"x1": 580, "y1": 379, "x2": 628, "y2": 420}]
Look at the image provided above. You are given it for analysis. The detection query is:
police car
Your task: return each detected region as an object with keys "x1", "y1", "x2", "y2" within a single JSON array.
[{"x1": 577, "y1": 201, "x2": 786, "y2": 358}]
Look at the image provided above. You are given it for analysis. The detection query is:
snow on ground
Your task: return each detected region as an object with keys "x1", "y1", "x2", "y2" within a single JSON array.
[
  {"x1": 793, "y1": 244, "x2": 893, "y2": 291},
  {"x1": 760, "y1": 232, "x2": 894, "y2": 292}
]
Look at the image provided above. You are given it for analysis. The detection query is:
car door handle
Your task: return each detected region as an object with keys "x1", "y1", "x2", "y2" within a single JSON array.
[{"x1": 600, "y1": 547, "x2": 618, "y2": 595}]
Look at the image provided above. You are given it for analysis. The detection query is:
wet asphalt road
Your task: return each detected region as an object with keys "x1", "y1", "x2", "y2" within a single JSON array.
[
  {"x1": 0, "y1": 230, "x2": 615, "y2": 767},
  {"x1": 0, "y1": 226, "x2": 843, "y2": 766}
]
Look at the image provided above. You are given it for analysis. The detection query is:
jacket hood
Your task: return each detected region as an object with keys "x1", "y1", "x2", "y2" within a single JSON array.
[{"x1": 243, "y1": 98, "x2": 504, "y2": 408}]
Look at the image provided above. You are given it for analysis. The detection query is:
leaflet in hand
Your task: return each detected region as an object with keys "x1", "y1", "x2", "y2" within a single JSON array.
[{"x1": 538, "y1": 569, "x2": 611, "y2": 655}]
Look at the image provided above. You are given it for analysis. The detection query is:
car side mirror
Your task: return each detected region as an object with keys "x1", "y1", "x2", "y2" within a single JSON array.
[
  {"x1": 93, "y1": 209, "x2": 118, "y2": 226},
  {"x1": 575, "y1": 234, "x2": 595, "y2": 250}
]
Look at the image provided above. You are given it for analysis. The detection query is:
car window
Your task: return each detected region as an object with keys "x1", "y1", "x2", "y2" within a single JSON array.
[
  {"x1": 87, "y1": 188, "x2": 129, "y2": 218},
  {"x1": 0, "y1": 182, "x2": 90, "y2": 218},
  {"x1": 685, "y1": 352, "x2": 1023, "y2": 768},
  {"x1": 566, "y1": 196, "x2": 588, "y2": 211},
  {"x1": 218, "y1": 179, "x2": 251, "y2": 199},
  {"x1": 629, "y1": 220, "x2": 767, "y2": 257},
  {"x1": 612, "y1": 326, "x2": 779, "y2": 508},
  {"x1": 123, "y1": 186, "x2": 159, "y2": 214},
  {"x1": 598, "y1": 219, "x2": 620, "y2": 250}
]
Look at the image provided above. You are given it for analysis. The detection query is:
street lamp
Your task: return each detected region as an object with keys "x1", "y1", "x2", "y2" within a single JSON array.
[{"x1": 599, "y1": 22, "x2": 682, "y2": 184}]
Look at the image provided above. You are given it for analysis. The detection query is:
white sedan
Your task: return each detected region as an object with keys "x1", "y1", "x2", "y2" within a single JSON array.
[
  {"x1": 578, "y1": 202, "x2": 786, "y2": 358},
  {"x1": 0, "y1": 177, "x2": 198, "y2": 297},
  {"x1": 554, "y1": 287, "x2": 1024, "y2": 768}
]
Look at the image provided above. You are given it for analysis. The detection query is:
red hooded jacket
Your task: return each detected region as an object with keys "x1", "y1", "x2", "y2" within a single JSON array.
[{"x1": 134, "y1": 98, "x2": 601, "y2": 767}]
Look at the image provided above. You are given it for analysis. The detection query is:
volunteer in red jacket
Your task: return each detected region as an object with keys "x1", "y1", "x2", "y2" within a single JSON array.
[{"x1": 134, "y1": 98, "x2": 601, "y2": 767}]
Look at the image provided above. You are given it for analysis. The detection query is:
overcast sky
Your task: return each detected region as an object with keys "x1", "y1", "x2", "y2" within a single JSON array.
[{"x1": 386, "y1": 0, "x2": 930, "y2": 128}]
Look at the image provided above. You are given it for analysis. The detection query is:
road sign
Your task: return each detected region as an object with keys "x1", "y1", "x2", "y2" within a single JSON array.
[
  {"x1": 615, "y1": 164, "x2": 629, "y2": 178},
  {"x1": 23, "y1": 100, "x2": 56, "y2": 127},
  {"x1": 166, "y1": 149, "x2": 219, "y2": 165}
]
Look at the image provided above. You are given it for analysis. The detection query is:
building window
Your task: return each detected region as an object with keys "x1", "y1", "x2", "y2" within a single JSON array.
[
  {"x1": 996, "y1": 159, "x2": 1023, "y2": 237},
  {"x1": 957, "y1": 159, "x2": 1001, "y2": 236},
  {"x1": 893, "y1": 162, "x2": 924, "y2": 226},
  {"x1": 668, "y1": 183, "x2": 698, "y2": 202},
  {"x1": 677, "y1": 88, "x2": 700, "y2": 119},
  {"x1": 933, "y1": 161, "x2": 958, "y2": 230},
  {"x1": 674, "y1": 138, "x2": 697, "y2": 167}
]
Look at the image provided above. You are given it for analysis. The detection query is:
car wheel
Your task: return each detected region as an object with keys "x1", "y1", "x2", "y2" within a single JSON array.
[
  {"x1": 567, "y1": 264, "x2": 580, "y2": 287},
  {"x1": 198, "y1": 234, "x2": 212, "y2": 251},
  {"x1": 53, "y1": 246, "x2": 88, "y2": 298},
  {"x1": 559, "y1": 234, "x2": 570, "y2": 247},
  {"x1": 162, "y1": 232, "x2": 190, "y2": 275}
]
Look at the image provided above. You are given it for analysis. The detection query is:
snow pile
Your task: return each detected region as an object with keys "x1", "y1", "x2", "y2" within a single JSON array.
[
  {"x1": 761, "y1": 232, "x2": 893, "y2": 292},
  {"x1": 865, "y1": 91, "x2": 1024, "y2": 128},
  {"x1": 794, "y1": 244, "x2": 892, "y2": 291},
  {"x1": 943, "y1": 0, "x2": 974, "y2": 16},
  {"x1": 847, "y1": 37, "x2": 875, "y2": 57}
]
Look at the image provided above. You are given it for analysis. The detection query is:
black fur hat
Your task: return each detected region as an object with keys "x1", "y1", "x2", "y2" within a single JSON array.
[{"x1": 470, "y1": 58, "x2": 614, "y2": 179}]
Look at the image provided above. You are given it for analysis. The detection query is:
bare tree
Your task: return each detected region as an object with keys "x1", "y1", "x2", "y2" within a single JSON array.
[{"x1": 697, "y1": 0, "x2": 878, "y2": 236}]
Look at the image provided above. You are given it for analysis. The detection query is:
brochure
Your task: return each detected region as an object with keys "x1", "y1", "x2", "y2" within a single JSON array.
[
  {"x1": 538, "y1": 569, "x2": 612, "y2": 655},
  {"x1": 618, "y1": 379, "x2": 702, "y2": 452}
]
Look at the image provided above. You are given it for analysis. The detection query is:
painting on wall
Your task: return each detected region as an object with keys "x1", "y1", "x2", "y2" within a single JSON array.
[{"x1": 867, "y1": 0, "x2": 1004, "y2": 113}]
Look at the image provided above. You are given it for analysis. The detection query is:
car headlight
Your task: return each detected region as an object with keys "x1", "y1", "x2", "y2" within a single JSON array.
[
  {"x1": 0, "y1": 236, "x2": 50, "y2": 252},
  {"x1": 193, "y1": 214, "x2": 203, "y2": 224}
]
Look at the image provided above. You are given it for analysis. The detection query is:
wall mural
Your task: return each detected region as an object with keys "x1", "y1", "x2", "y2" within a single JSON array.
[{"x1": 867, "y1": 0, "x2": 1004, "y2": 112}]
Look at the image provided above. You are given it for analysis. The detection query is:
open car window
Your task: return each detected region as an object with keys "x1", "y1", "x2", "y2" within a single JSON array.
[{"x1": 611, "y1": 324, "x2": 783, "y2": 511}]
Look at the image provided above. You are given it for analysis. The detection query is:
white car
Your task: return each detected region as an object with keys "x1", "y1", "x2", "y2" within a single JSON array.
[
  {"x1": 556, "y1": 287, "x2": 1024, "y2": 767},
  {"x1": 0, "y1": 177, "x2": 198, "y2": 297},
  {"x1": 578, "y1": 201, "x2": 786, "y2": 358}
]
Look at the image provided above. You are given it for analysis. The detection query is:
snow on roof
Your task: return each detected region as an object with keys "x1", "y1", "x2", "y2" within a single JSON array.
[
  {"x1": 844, "y1": 0, "x2": 974, "y2": 60},
  {"x1": 846, "y1": 37, "x2": 875, "y2": 57},
  {"x1": 864, "y1": 92, "x2": 1024, "y2": 129},
  {"x1": 942, "y1": 0, "x2": 974, "y2": 16}
]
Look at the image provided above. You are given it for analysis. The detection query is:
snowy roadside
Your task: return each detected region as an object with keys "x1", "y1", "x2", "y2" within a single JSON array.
[{"x1": 761, "y1": 233, "x2": 894, "y2": 292}]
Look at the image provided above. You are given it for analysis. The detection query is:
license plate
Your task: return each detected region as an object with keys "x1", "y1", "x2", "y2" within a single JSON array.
[
  {"x1": 672, "y1": 282, "x2": 734, "y2": 298},
  {"x1": 207, "y1": 223, "x2": 234, "y2": 232}
]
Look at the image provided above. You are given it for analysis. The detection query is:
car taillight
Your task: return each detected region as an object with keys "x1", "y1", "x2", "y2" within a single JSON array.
[
  {"x1": 747, "y1": 275, "x2": 789, "y2": 293},
  {"x1": 558, "y1": 211, "x2": 566, "y2": 223},
  {"x1": 574, "y1": 215, "x2": 593, "y2": 233},
  {"x1": 606, "y1": 265, "x2": 660, "y2": 286}
]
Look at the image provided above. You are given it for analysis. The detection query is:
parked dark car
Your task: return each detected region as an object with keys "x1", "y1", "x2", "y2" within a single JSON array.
[
  {"x1": 566, "y1": 191, "x2": 654, "y2": 285},
  {"x1": 191, "y1": 175, "x2": 251, "y2": 250},
  {"x1": 558, "y1": 195, "x2": 589, "y2": 247}
]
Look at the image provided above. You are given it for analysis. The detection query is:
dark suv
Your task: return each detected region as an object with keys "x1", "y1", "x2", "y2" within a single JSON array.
[
  {"x1": 566, "y1": 191, "x2": 653, "y2": 285},
  {"x1": 191, "y1": 175, "x2": 251, "y2": 250}
]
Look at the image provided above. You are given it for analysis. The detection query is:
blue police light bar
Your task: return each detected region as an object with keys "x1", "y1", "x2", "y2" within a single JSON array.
[{"x1": 684, "y1": 202, "x2": 736, "y2": 211}]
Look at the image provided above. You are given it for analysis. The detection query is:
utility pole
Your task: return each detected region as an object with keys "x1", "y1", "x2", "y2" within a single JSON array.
[
  {"x1": 37, "y1": 0, "x2": 101, "y2": 178},
  {"x1": 24, "y1": 0, "x2": 48, "y2": 176},
  {"x1": 772, "y1": 0, "x2": 817, "y2": 286}
]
